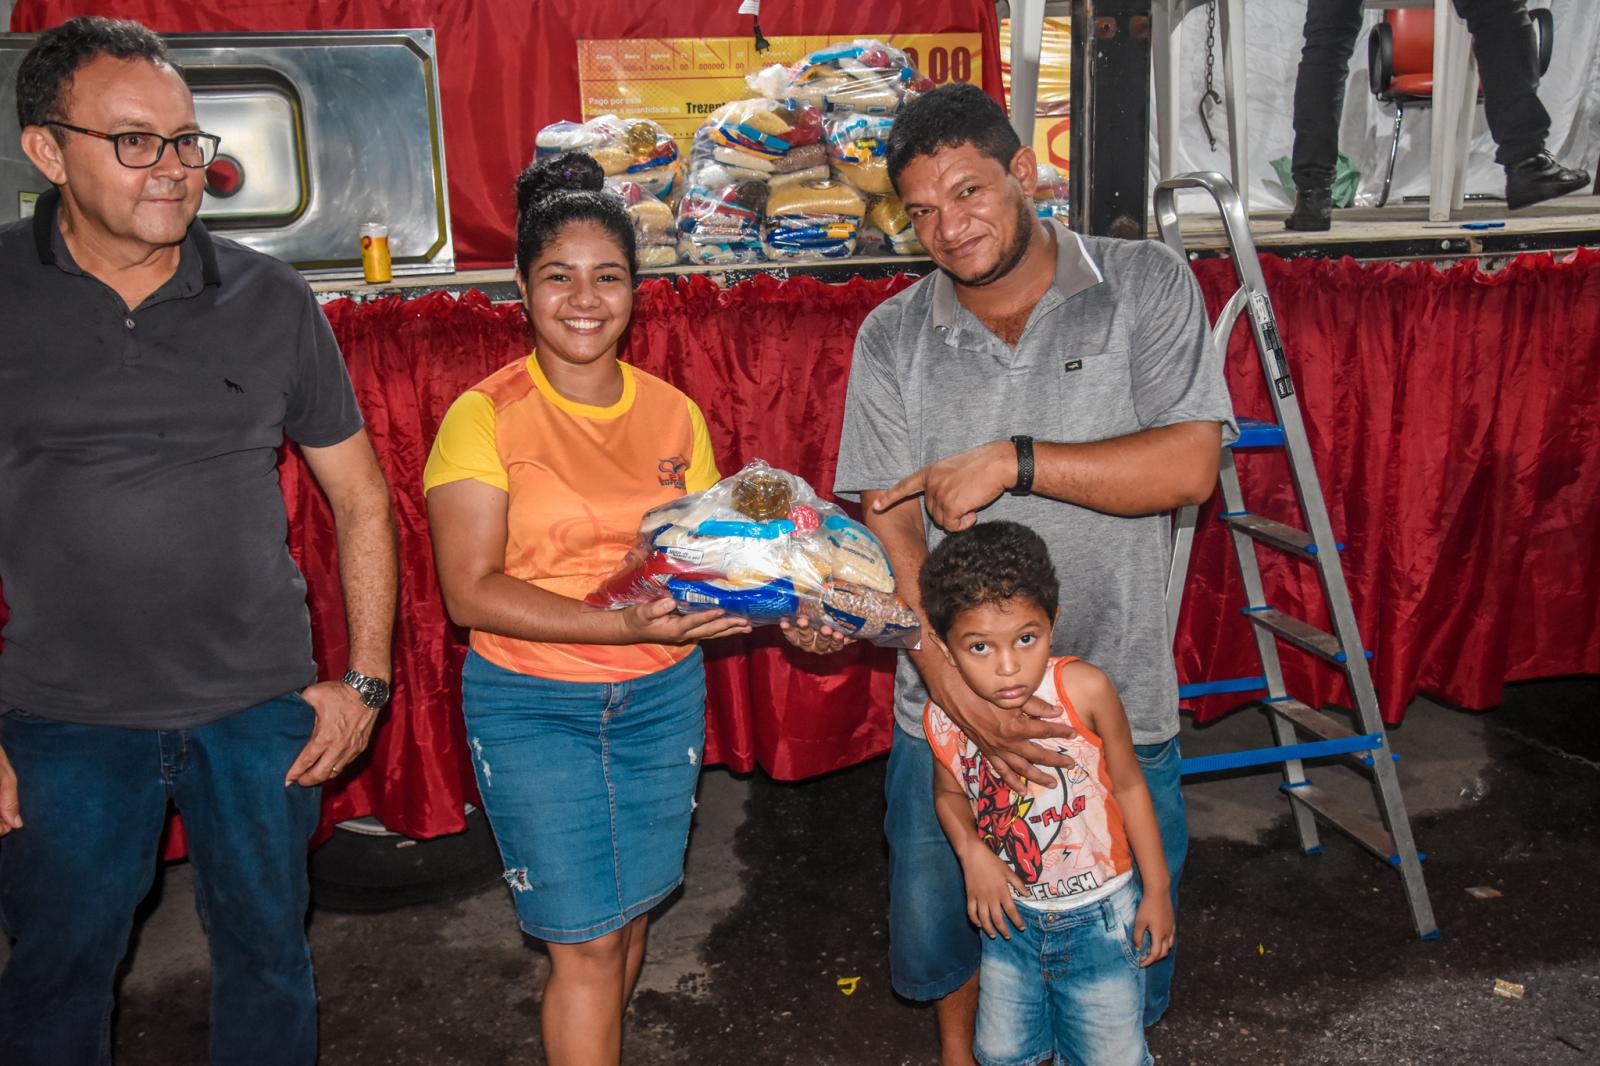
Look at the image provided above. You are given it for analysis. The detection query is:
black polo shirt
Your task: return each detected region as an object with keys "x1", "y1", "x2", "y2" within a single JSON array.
[{"x1": 0, "y1": 189, "x2": 363, "y2": 728}]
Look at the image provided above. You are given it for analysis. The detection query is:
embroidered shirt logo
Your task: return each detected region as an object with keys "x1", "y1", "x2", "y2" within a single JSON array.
[
  {"x1": 224, "y1": 378, "x2": 244, "y2": 393},
  {"x1": 1063, "y1": 359, "x2": 1083, "y2": 373},
  {"x1": 657, "y1": 455, "x2": 689, "y2": 489}
]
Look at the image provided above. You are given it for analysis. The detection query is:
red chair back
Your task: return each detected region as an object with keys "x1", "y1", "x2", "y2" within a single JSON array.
[{"x1": 1386, "y1": 9, "x2": 1436, "y2": 97}]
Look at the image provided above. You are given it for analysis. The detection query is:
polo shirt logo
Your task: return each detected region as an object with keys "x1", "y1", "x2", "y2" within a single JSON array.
[
  {"x1": 1063, "y1": 359, "x2": 1083, "y2": 373},
  {"x1": 224, "y1": 378, "x2": 243, "y2": 393}
]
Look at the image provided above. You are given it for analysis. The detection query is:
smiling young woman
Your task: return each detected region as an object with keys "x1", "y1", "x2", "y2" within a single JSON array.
[{"x1": 421, "y1": 153, "x2": 748, "y2": 1065}]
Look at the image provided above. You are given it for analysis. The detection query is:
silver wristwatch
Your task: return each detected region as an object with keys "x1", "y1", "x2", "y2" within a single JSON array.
[{"x1": 340, "y1": 669, "x2": 392, "y2": 709}]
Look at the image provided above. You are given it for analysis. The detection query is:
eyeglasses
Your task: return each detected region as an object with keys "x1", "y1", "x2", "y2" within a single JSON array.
[{"x1": 43, "y1": 120, "x2": 221, "y2": 169}]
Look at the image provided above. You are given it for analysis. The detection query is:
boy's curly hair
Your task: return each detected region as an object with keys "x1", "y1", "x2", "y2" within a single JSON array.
[{"x1": 919, "y1": 521, "x2": 1059, "y2": 639}]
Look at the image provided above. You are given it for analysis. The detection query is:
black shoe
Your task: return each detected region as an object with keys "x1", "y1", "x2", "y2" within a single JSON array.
[
  {"x1": 1505, "y1": 152, "x2": 1590, "y2": 210},
  {"x1": 1284, "y1": 187, "x2": 1332, "y2": 231}
]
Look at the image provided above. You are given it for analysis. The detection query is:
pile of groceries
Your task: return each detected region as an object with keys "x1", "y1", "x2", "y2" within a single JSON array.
[{"x1": 530, "y1": 37, "x2": 1026, "y2": 268}]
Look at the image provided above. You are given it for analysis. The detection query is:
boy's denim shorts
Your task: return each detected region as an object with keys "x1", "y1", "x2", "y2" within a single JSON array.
[
  {"x1": 975, "y1": 878, "x2": 1152, "y2": 1066},
  {"x1": 461, "y1": 649, "x2": 706, "y2": 944}
]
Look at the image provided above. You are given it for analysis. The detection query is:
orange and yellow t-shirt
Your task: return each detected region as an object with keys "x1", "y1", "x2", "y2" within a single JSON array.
[
  {"x1": 925, "y1": 656, "x2": 1134, "y2": 911},
  {"x1": 423, "y1": 353, "x2": 720, "y2": 682}
]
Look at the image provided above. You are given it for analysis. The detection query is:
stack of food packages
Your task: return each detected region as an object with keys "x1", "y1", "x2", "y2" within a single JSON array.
[
  {"x1": 790, "y1": 39, "x2": 932, "y2": 258},
  {"x1": 1034, "y1": 162, "x2": 1070, "y2": 220},
  {"x1": 674, "y1": 38, "x2": 931, "y2": 265},
  {"x1": 535, "y1": 115, "x2": 684, "y2": 267}
]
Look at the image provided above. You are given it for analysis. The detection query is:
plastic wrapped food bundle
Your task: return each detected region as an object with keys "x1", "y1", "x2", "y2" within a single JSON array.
[
  {"x1": 586, "y1": 460, "x2": 922, "y2": 649},
  {"x1": 764, "y1": 178, "x2": 865, "y2": 261},
  {"x1": 786, "y1": 39, "x2": 931, "y2": 115},
  {"x1": 824, "y1": 112, "x2": 897, "y2": 196},
  {"x1": 534, "y1": 115, "x2": 683, "y2": 199},
  {"x1": 864, "y1": 194, "x2": 926, "y2": 255},
  {"x1": 1034, "y1": 162, "x2": 1070, "y2": 219},
  {"x1": 607, "y1": 181, "x2": 680, "y2": 268},
  {"x1": 707, "y1": 97, "x2": 823, "y2": 177},
  {"x1": 676, "y1": 160, "x2": 767, "y2": 264}
]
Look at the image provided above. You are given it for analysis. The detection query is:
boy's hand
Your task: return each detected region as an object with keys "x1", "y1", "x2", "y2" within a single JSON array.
[
  {"x1": 962, "y1": 848, "x2": 1029, "y2": 940},
  {"x1": 1131, "y1": 891, "x2": 1175, "y2": 967}
]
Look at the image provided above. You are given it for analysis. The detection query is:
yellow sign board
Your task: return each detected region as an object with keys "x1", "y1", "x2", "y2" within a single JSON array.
[
  {"x1": 999, "y1": 17, "x2": 1072, "y2": 170},
  {"x1": 577, "y1": 34, "x2": 984, "y2": 154}
]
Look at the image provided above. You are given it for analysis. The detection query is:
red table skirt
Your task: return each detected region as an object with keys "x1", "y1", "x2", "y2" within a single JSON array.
[{"x1": 5, "y1": 251, "x2": 1598, "y2": 848}]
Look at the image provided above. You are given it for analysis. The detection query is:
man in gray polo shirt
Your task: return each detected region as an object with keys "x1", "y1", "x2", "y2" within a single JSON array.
[
  {"x1": 0, "y1": 18, "x2": 397, "y2": 1065},
  {"x1": 834, "y1": 83, "x2": 1236, "y2": 1060}
]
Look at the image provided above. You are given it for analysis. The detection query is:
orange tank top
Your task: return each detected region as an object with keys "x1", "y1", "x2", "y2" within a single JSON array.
[{"x1": 925, "y1": 656, "x2": 1134, "y2": 911}]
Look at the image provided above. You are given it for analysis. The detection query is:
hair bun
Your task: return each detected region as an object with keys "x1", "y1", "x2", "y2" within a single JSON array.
[{"x1": 516, "y1": 152, "x2": 605, "y2": 215}]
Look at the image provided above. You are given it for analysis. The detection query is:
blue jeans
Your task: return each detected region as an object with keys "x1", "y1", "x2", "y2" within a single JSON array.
[
  {"x1": 462, "y1": 649, "x2": 706, "y2": 943},
  {"x1": 974, "y1": 880, "x2": 1152, "y2": 1066},
  {"x1": 1131, "y1": 737, "x2": 1186, "y2": 1026},
  {"x1": 0, "y1": 694, "x2": 321, "y2": 1066},
  {"x1": 884, "y1": 727, "x2": 1187, "y2": 1025}
]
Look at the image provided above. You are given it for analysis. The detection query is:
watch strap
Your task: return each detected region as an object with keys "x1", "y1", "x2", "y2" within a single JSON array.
[
  {"x1": 1009, "y1": 435, "x2": 1035, "y2": 497},
  {"x1": 340, "y1": 669, "x2": 391, "y2": 709}
]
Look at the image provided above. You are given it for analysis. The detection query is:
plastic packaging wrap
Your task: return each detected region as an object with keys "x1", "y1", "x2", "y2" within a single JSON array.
[
  {"x1": 706, "y1": 98, "x2": 822, "y2": 175},
  {"x1": 586, "y1": 461, "x2": 921, "y2": 649},
  {"x1": 764, "y1": 178, "x2": 865, "y2": 261},
  {"x1": 607, "y1": 181, "x2": 680, "y2": 266},
  {"x1": 534, "y1": 115, "x2": 682, "y2": 199},
  {"x1": 676, "y1": 159, "x2": 768, "y2": 264},
  {"x1": 786, "y1": 39, "x2": 927, "y2": 115},
  {"x1": 1034, "y1": 163, "x2": 1070, "y2": 219},
  {"x1": 824, "y1": 112, "x2": 897, "y2": 196}
]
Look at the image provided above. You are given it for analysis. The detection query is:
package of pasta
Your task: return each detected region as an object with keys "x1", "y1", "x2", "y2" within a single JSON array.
[
  {"x1": 786, "y1": 39, "x2": 929, "y2": 115},
  {"x1": 585, "y1": 460, "x2": 922, "y2": 649},
  {"x1": 535, "y1": 115, "x2": 682, "y2": 199}
]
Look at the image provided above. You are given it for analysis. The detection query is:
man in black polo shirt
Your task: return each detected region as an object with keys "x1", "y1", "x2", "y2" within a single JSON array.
[{"x1": 0, "y1": 18, "x2": 398, "y2": 1065}]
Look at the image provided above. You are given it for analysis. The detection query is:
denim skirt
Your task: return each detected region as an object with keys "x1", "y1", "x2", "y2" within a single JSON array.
[{"x1": 461, "y1": 648, "x2": 706, "y2": 943}]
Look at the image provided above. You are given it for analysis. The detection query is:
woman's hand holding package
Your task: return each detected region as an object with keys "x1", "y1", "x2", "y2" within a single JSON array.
[{"x1": 617, "y1": 596, "x2": 752, "y2": 645}]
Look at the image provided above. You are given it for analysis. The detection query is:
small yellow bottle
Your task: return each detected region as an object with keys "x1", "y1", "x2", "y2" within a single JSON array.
[{"x1": 360, "y1": 221, "x2": 392, "y2": 284}]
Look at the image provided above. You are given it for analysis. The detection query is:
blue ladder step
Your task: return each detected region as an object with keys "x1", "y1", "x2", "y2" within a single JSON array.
[
  {"x1": 1180, "y1": 734, "x2": 1383, "y2": 776},
  {"x1": 1179, "y1": 675, "x2": 1268, "y2": 699},
  {"x1": 1230, "y1": 418, "x2": 1284, "y2": 448}
]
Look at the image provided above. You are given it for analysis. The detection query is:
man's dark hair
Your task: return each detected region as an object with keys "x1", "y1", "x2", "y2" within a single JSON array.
[
  {"x1": 920, "y1": 521, "x2": 1059, "y2": 639},
  {"x1": 16, "y1": 16, "x2": 175, "y2": 130},
  {"x1": 886, "y1": 82, "x2": 1023, "y2": 189}
]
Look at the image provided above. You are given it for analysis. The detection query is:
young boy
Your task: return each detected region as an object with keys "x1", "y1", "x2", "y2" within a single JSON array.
[{"x1": 920, "y1": 521, "x2": 1174, "y2": 1066}]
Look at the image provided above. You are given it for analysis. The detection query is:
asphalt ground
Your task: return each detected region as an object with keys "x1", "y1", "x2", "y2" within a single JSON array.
[{"x1": 3, "y1": 677, "x2": 1596, "y2": 1065}]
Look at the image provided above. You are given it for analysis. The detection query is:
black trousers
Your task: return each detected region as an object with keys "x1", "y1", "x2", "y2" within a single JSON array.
[{"x1": 1290, "y1": 0, "x2": 1551, "y2": 190}]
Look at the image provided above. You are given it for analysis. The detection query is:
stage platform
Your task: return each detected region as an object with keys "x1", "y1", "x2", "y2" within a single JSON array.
[{"x1": 1163, "y1": 193, "x2": 1600, "y2": 263}]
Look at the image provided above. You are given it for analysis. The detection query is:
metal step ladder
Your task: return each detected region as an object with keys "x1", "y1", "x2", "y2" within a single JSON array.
[{"x1": 1155, "y1": 172, "x2": 1438, "y2": 940}]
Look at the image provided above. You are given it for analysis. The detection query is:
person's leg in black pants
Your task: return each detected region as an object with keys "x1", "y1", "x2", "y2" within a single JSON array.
[
  {"x1": 1286, "y1": 0, "x2": 1363, "y2": 229},
  {"x1": 1454, "y1": 0, "x2": 1589, "y2": 207}
]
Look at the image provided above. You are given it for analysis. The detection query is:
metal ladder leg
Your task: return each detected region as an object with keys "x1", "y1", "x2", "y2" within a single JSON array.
[{"x1": 1156, "y1": 171, "x2": 1438, "y2": 939}]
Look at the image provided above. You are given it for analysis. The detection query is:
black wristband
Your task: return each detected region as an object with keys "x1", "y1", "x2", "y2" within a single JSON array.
[{"x1": 1009, "y1": 435, "x2": 1035, "y2": 497}]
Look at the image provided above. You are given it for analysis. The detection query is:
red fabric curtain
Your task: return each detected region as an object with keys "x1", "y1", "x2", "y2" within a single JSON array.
[
  {"x1": 10, "y1": 0, "x2": 1004, "y2": 269},
  {"x1": 1181, "y1": 250, "x2": 1600, "y2": 726},
  {"x1": 4, "y1": 252, "x2": 1598, "y2": 847}
]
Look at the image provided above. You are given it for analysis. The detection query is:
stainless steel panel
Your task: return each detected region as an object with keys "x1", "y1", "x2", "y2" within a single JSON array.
[{"x1": 0, "y1": 29, "x2": 453, "y2": 279}]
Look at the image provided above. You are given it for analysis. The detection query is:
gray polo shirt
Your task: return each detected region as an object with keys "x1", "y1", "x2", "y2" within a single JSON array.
[
  {"x1": 834, "y1": 221, "x2": 1237, "y2": 745},
  {"x1": 0, "y1": 189, "x2": 363, "y2": 728}
]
